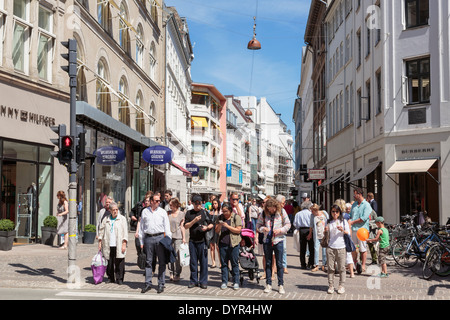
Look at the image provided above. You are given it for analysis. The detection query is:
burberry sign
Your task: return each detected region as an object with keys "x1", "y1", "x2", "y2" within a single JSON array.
[
  {"x1": 396, "y1": 143, "x2": 440, "y2": 160},
  {"x1": 0, "y1": 105, "x2": 56, "y2": 127}
]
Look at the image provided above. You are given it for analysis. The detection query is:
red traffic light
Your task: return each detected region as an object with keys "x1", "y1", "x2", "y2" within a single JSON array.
[{"x1": 62, "y1": 136, "x2": 73, "y2": 148}]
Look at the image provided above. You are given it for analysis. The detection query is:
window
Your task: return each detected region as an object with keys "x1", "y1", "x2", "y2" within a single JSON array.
[
  {"x1": 13, "y1": 0, "x2": 31, "y2": 73},
  {"x1": 97, "y1": 0, "x2": 110, "y2": 32},
  {"x1": 149, "y1": 42, "x2": 156, "y2": 81},
  {"x1": 366, "y1": 25, "x2": 371, "y2": 57},
  {"x1": 376, "y1": 70, "x2": 382, "y2": 114},
  {"x1": 136, "y1": 24, "x2": 144, "y2": 68},
  {"x1": 119, "y1": 2, "x2": 130, "y2": 54},
  {"x1": 405, "y1": 0, "x2": 429, "y2": 29},
  {"x1": 118, "y1": 77, "x2": 130, "y2": 126},
  {"x1": 96, "y1": 59, "x2": 111, "y2": 115},
  {"x1": 37, "y1": 6, "x2": 54, "y2": 81},
  {"x1": 365, "y1": 80, "x2": 371, "y2": 120},
  {"x1": 135, "y1": 91, "x2": 145, "y2": 135},
  {"x1": 406, "y1": 57, "x2": 430, "y2": 104},
  {"x1": 357, "y1": 89, "x2": 362, "y2": 127},
  {"x1": 0, "y1": 0, "x2": 4, "y2": 65},
  {"x1": 356, "y1": 29, "x2": 361, "y2": 67},
  {"x1": 149, "y1": 102, "x2": 155, "y2": 138}
]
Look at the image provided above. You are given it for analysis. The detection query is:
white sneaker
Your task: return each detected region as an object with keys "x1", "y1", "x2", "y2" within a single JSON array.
[
  {"x1": 337, "y1": 286, "x2": 345, "y2": 294},
  {"x1": 263, "y1": 284, "x2": 272, "y2": 293},
  {"x1": 279, "y1": 285, "x2": 285, "y2": 294},
  {"x1": 327, "y1": 286, "x2": 334, "y2": 294}
]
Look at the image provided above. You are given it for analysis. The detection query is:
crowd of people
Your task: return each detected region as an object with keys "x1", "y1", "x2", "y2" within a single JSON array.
[{"x1": 86, "y1": 187, "x2": 389, "y2": 295}]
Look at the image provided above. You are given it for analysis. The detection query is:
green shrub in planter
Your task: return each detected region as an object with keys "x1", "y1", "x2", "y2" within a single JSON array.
[
  {"x1": 0, "y1": 219, "x2": 15, "y2": 231},
  {"x1": 83, "y1": 224, "x2": 96, "y2": 244},
  {"x1": 43, "y1": 215, "x2": 58, "y2": 228},
  {"x1": 0, "y1": 219, "x2": 15, "y2": 251},
  {"x1": 84, "y1": 224, "x2": 96, "y2": 233}
]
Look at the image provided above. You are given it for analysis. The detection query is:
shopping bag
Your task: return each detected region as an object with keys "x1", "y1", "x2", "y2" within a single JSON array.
[
  {"x1": 91, "y1": 250, "x2": 108, "y2": 284},
  {"x1": 293, "y1": 229, "x2": 300, "y2": 252},
  {"x1": 179, "y1": 243, "x2": 190, "y2": 267}
]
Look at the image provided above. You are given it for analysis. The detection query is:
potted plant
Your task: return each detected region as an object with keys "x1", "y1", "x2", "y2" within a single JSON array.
[
  {"x1": 83, "y1": 224, "x2": 96, "y2": 244},
  {"x1": 41, "y1": 215, "x2": 58, "y2": 246},
  {"x1": 0, "y1": 219, "x2": 15, "y2": 251}
]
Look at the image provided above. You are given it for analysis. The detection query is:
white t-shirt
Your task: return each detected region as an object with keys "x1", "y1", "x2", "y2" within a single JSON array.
[{"x1": 326, "y1": 219, "x2": 349, "y2": 249}]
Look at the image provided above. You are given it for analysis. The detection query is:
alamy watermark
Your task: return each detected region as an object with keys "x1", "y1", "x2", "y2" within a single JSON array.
[{"x1": 367, "y1": 5, "x2": 381, "y2": 30}]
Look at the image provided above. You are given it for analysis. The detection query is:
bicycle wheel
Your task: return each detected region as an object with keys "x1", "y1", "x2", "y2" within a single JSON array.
[
  {"x1": 392, "y1": 239, "x2": 418, "y2": 268},
  {"x1": 423, "y1": 245, "x2": 441, "y2": 280},
  {"x1": 434, "y1": 248, "x2": 450, "y2": 277}
]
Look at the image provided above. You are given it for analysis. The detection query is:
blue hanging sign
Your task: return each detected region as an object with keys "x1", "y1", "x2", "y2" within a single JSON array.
[
  {"x1": 226, "y1": 163, "x2": 232, "y2": 177},
  {"x1": 143, "y1": 145, "x2": 174, "y2": 165},
  {"x1": 186, "y1": 163, "x2": 200, "y2": 176},
  {"x1": 94, "y1": 146, "x2": 126, "y2": 165}
]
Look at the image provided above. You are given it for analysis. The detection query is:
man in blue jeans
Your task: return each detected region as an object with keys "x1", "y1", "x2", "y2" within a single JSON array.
[{"x1": 184, "y1": 195, "x2": 213, "y2": 289}]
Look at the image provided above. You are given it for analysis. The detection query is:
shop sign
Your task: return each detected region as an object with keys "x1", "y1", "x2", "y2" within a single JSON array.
[
  {"x1": 186, "y1": 163, "x2": 199, "y2": 176},
  {"x1": 226, "y1": 163, "x2": 232, "y2": 177},
  {"x1": 0, "y1": 104, "x2": 56, "y2": 127},
  {"x1": 396, "y1": 143, "x2": 440, "y2": 161},
  {"x1": 95, "y1": 146, "x2": 126, "y2": 165},
  {"x1": 143, "y1": 145, "x2": 174, "y2": 165},
  {"x1": 308, "y1": 169, "x2": 326, "y2": 180}
]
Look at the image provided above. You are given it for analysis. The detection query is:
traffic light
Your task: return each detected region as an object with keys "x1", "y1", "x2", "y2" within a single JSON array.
[
  {"x1": 60, "y1": 135, "x2": 74, "y2": 165},
  {"x1": 61, "y1": 39, "x2": 77, "y2": 83},
  {"x1": 50, "y1": 124, "x2": 66, "y2": 163},
  {"x1": 75, "y1": 125, "x2": 86, "y2": 164}
]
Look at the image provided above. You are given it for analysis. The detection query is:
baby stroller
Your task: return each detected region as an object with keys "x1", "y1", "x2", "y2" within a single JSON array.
[{"x1": 238, "y1": 228, "x2": 261, "y2": 286}]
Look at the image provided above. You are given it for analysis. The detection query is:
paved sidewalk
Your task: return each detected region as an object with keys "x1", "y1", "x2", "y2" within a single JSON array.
[{"x1": 0, "y1": 233, "x2": 448, "y2": 300}]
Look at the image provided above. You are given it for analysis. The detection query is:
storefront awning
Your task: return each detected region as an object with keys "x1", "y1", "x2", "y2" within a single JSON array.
[
  {"x1": 386, "y1": 159, "x2": 436, "y2": 174},
  {"x1": 321, "y1": 174, "x2": 343, "y2": 187},
  {"x1": 170, "y1": 161, "x2": 192, "y2": 177},
  {"x1": 191, "y1": 116, "x2": 208, "y2": 128},
  {"x1": 349, "y1": 162, "x2": 381, "y2": 183}
]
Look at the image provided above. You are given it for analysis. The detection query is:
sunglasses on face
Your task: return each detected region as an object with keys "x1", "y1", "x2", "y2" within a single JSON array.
[
  {"x1": 153, "y1": 199, "x2": 161, "y2": 203},
  {"x1": 232, "y1": 198, "x2": 239, "y2": 201},
  {"x1": 331, "y1": 210, "x2": 340, "y2": 213}
]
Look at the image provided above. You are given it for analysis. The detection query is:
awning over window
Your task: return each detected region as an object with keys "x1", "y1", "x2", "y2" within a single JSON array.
[
  {"x1": 320, "y1": 174, "x2": 344, "y2": 187},
  {"x1": 191, "y1": 116, "x2": 208, "y2": 128},
  {"x1": 170, "y1": 161, "x2": 192, "y2": 177},
  {"x1": 349, "y1": 162, "x2": 381, "y2": 183},
  {"x1": 386, "y1": 159, "x2": 436, "y2": 174}
]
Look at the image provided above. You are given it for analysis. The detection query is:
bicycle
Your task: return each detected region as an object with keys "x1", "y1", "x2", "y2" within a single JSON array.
[
  {"x1": 422, "y1": 234, "x2": 450, "y2": 280},
  {"x1": 391, "y1": 222, "x2": 444, "y2": 268}
]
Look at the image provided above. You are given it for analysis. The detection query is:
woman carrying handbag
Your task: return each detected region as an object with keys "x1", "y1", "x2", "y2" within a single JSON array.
[{"x1": 324, "y1": 205, "x2": 350, "y2": 295}]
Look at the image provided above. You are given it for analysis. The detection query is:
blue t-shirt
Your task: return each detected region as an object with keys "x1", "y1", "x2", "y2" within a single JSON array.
[{"x1": 350, "y1": 200, "x2": 371, "y2": 232}]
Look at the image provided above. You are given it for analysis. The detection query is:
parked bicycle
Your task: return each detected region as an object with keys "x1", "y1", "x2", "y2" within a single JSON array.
[
  {"x1": 422, "y1": 231, "x2": 450, "y2": 280},
  {"x1": 391, "y1": 222, "x2": 444, "y2": 268}
]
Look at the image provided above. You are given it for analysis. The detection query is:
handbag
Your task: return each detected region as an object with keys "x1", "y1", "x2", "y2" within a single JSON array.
[
  {"x1": 91, "y1": 250, "x2": 108, "y2": 284},
  {"x1": 293, "y1": 229, "x2": 300, "y2": 252},
  {"x1": 343, "y1": 221, "x2": 356, "y2": 252},
  {"x1": 137, "y1": 252, "x2": 146, "y2": 270},
  {"x1": 320, "y1": 228, "x2": 329, "y2": 248}
]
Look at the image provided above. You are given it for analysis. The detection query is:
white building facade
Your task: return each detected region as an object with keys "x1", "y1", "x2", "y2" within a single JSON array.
[{"x1": 322, "y1": 0, "x2": 449, "y2": 225}]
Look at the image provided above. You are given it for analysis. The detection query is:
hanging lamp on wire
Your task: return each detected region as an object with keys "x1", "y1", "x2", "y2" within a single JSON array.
[{"x1": 247, "y1": 16, "x2": 261, "y2": 50}]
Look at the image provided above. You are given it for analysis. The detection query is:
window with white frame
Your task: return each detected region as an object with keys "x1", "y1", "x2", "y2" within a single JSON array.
[
  {"x1": 118, "y1": 76, "x2": 130, "y2": 126},
  {"x1": 135, "y1": 24, "x2": 144, "y2": 68},
  {"x1": 149, "y1": 41, "x2": 156, "y2": 81},
  {"x1": 135, "y1": 91, "x2": 145, "y2": 135},
  {"x1": 96, "y1": 59, "x2": 111, "y2": 115},
  {"x1": 97, "y1": 0, "x2": 110, "y2": 32},
  {"x1": 119, "y1": 2, "x2": 130, "y2": 54},
  {"x1": 37, "y1": 6, "x2": 54, "y2": 81},
  {"x1": 405, "y1": 57, "x2": 430, "y2": 105},
  {"x1": 12, "y1": 0, "x2": 31, "y2": 73}
]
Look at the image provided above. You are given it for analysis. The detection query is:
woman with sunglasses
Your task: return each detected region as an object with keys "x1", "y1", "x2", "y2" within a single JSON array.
[{"x1": 325, "y1": 204, "x2": 350, "y2": 294}]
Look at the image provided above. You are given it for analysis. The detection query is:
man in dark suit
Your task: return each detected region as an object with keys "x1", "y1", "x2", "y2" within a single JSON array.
[{"x1": 367, "y1": 192, "x2": 378, "y2": 213}]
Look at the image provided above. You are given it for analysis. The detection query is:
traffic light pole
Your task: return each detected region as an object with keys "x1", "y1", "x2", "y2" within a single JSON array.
[{"x1": 62, "y1": 39, "x2": 78, "y2": 282}]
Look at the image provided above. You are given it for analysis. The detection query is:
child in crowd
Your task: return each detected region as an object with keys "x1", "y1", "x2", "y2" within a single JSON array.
[{"x1": 366, "y1": 217, "x2": 390, "y2": 277}]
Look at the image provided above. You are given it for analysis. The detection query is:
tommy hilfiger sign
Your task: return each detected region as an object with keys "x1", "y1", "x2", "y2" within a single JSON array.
[{"x1": 0, "y1": 105, "x2": 56, "y2": 127}]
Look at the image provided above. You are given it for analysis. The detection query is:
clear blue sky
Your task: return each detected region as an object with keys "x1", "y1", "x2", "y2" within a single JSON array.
[{"x1": 164, "y1": 0, "x2": 310, "y2": 134}]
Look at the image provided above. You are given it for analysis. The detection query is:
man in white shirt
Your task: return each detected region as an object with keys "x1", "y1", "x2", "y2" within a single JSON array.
[
  {"x1": 139, "y1": 194, "x2": 172, "y2": 294},
  {"x1": 293, "y1": 200, "x2": 314, "y2": 269}
]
